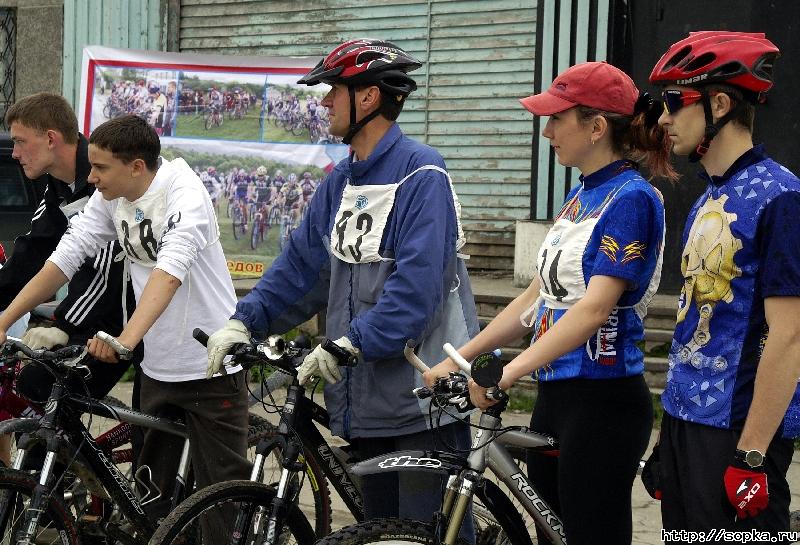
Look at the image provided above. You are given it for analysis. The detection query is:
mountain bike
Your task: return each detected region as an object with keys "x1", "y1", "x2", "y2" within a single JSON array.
[
  {"x1": 150, "y1": 333, "x2": 532, "y2": 545},
  {"x1": 148, "y1": 329, "x2": 361, "y2": 545},
  {"x1": 315, "y1": 343, "x2": 567, "y2": 545},
  {"x1": 278, "y1": 205, "x2": 297, "y2": 252},
  {"x1": 204, "y1": 106, "x2": 223, "y2": 130},
  {"x1": 0, "y1": 336, "x2": 277, "y2": 545},
  {"x1": 232, "y1": 199, "x2": 249, "y2": 240},
  {"x1": 250, "y1": 204, "x2": 269, "y2": 250}
]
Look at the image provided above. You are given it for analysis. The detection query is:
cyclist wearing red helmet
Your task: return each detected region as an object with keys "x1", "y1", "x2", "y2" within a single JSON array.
[
  {"x1": 206, "y1": 39, "x2": 478, "y2": 531},
  {"x1": 644, "y1": 32, "x2": 800, "y2": 538}
]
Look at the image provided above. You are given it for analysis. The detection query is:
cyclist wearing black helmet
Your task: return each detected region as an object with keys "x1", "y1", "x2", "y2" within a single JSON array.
[
  {"x1": 644, "y1": 31, "x2": 800, "y2": 538},
  {"x1": 206, "y1": 39, "x2": 478, "y2": 530}
]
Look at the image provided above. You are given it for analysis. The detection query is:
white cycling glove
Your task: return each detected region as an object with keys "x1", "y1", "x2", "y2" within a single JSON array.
[
  {"x1": 297, "y1": 336, "x2": 360, "y2": 386},
  {"x1": 206, "y1": 319, "x2": 251, "y2": 378},
  {"x1": 22, "y1": 326, "x2": 69, "y2": 350}
]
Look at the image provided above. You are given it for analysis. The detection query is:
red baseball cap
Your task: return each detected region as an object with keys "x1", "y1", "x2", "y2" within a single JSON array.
[{"x1": 520, "y1": 61, "x2": 640, "y2": 116}]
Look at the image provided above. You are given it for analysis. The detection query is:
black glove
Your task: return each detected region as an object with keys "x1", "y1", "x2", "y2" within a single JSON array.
[{"x1": 641, "y1": 443, "x2": 662, "y2": 500}]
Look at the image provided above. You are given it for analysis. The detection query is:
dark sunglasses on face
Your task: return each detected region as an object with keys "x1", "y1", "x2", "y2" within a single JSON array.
[{"x1": 661, "y1": 89, "x2": 704, "y2": 114}]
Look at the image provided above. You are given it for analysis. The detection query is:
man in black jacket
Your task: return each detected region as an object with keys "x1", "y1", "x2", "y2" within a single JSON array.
[{"x1": 0, "y1": 94, "x2": 139, "y2": 462}]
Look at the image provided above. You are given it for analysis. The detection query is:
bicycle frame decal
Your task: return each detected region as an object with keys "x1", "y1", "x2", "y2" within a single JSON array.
[
  {"x1": 377, "y1": 455, "x2": 442, "y2": 469},
  {"x1": 80, "y1": 427, "x2": 146, "y2": 516},
  {"x1": 317, "y1": 443, "x2": 362, "y2": 510},
  {"x1": 510, "y1": 472, "x2": 566, "y2": 541}
]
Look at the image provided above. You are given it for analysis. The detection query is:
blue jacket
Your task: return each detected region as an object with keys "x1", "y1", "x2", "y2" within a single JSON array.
[{"x1": 234, "y1": 124, "x2": 479, "y2": 438}]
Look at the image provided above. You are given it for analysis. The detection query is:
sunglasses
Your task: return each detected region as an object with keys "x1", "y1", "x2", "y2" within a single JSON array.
[{"x1": 661, "y1": 89, "x2": 704, "y2": 114}]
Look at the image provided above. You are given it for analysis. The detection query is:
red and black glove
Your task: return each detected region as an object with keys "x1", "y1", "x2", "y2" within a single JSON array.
[
  {"x1": 641, "y1": 443, "x2": 662, "y2": 500},
  {"x1": 724, "y1": 458, "x2": 768, "y2": 519}
]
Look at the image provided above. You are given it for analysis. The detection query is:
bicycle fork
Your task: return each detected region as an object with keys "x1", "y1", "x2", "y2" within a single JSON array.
[
  {"x1": 16, "y1": 437, "x2": 59, "y2": 545},
  {"x1": 438, "y1": 471, "x2": 478, "y2": 545}
]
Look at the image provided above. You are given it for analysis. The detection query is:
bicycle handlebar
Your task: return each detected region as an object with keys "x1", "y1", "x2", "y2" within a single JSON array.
[
  {"x1": 1, "y1": 338, "x2": 90, "y2": 376},
  {"x1": 192, "y1": 328, "x2": 307, "y2": 375},
  {"x1": 404, "y1": 341, "x2": 507, "y2": 403}
]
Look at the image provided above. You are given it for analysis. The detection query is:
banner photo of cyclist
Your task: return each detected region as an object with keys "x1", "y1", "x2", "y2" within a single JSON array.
[{"x1": 78, "y1": 46, "x2": 348, "y2": 278}]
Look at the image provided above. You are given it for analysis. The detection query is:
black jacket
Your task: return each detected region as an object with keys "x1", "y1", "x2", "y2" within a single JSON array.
[{"x1": 0, "y1": 134, "x2": 131, "y2": 338}]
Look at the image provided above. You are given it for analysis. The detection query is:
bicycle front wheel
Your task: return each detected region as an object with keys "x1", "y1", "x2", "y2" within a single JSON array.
[
  {"x1": 317, "y1": 518, "x2": 469, "y2": 545},
  {"x1": 0, "y1": 467, "x2": 80, "y2": 545},
  {"x1": 148, "y1": 480, "x2": 315, "y2": 545}
]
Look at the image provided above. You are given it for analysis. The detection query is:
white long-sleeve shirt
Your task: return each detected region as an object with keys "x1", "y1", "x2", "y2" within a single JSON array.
[{"x1": 49, "y1": 157, "x2": 237, "y2": 381}]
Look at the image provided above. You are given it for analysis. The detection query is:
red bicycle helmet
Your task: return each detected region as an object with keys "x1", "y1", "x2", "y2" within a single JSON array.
[
  {"x1": 298, "y1": 39, "x2": 422, "y2": 144},
  {"x1": 649, "y1": 31, "x2": 780, "y2": 95},
  {"x1": 298, "y1": 39, "x2": 421, "y2": 96},
  {"x1": 650, "y1": 31, "x2": 780, "y2": 162}
]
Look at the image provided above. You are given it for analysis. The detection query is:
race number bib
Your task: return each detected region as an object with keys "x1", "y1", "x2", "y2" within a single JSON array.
[
  {"x1": 114, "y1": 187, "x2": 168, "y2": 266},
  {"x1": 330, "y1": 165, "x2": 465, "y2": 264},
  {"x1": 331, "y1": 182, "x2": 399, "y2": 263}
]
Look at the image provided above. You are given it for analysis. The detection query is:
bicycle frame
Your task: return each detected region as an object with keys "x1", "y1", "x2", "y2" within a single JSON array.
[
  {"x1": 252, "y1": 378, "x2": 364, "y2": 525},
  {"x1": 3, "y1": 380, "x2": 190, "y2": 544},
  {"x1": 348, "y1": 408, "x2": 566, "y2": 545}
]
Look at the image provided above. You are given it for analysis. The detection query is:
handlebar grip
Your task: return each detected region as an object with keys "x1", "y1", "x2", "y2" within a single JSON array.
[
  {"x1": 443, "y1": 343, "x2": 470, "y2": 375},
  {"x1": 193, "y1": 328, "x2": 210, "y2": 347},
  {"x1": 95, "y1": 331, "x2": 133, "y2": 361},
  {"x1": 321, "y1": 338, "x2": 358, "y2": 367}
]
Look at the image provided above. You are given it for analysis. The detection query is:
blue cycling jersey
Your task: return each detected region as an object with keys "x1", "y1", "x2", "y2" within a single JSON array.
[
  {"x1": 527, "y1": 160, "x2": 665, "y2": 381},
  {"x1": 662, "y1": 146, "x2": 800, "y2": 437}
]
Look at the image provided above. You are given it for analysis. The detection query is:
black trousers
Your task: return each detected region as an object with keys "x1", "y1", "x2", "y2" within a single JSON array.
[
  {"x1": 527, "y1": 375, "x2": 653, "y2": 545},
  {"x1": 659, "y1": 413, "x2": 793, "y2": 544},
  {"x1": 136, "y1": 371, "x2": 250, "y2": 522}
]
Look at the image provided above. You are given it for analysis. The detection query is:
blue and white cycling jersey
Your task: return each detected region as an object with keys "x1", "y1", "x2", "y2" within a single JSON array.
[
  {"x1": 662, "y1": 146, "x2": 800, "y2": 437},
  {"x1": 523, "y1": 160, "x2": 665, "y2": 381}
]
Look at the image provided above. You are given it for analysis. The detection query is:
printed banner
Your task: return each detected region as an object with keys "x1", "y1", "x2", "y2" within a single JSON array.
[{"x1": 79, "y1": 46, "x2": 348, "y2": 278}]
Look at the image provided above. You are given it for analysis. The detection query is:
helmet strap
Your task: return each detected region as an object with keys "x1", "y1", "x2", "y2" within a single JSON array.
[
  {"x1": 689, "y1": 91, "x2": 728, "y2": 163},
  {"x1": 342, "y1": 85, "x2": 384, "y2": 145}
]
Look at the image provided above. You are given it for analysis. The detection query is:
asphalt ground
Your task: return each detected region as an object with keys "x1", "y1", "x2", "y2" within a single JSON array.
[{"x1": 109, "y1": 381, "x2": 800, "y2": 544}]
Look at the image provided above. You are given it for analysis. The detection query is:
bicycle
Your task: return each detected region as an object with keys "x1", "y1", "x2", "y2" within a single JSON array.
[
  {"x1": 315, "y1": 343, "x2": 567, "y2": 545},
  {"x1": 0, "y1": 336, "x2": 280, "y2": 545},
  {"x1": 278, "y1": 205, "x2": 297, "y2": 252},
  {"x1": 150, "y1": 333, "x2": 532, "y2": 545},
  {"x1": 250, "y1": 203, "x2": 270, "y2": 250},
  {"x1": 232, "y1": 199, "x2": 249, "y2": 240},
  {"x1": 204, "y1": 106, "x2": 223, "y2": 130}
]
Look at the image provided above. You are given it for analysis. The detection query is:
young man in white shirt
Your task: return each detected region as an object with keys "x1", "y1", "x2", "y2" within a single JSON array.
[{"x1": 0, "y1": 115, "x2": 250, "y2": 521}]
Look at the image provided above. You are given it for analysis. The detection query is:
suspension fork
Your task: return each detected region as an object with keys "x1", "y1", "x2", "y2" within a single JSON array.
[
  {"x1": 16, "y1": 432, "x2": 61, "y2": 545},
  {"x1": 440, "y1": 471, "x2": 478, "y2": 545}
]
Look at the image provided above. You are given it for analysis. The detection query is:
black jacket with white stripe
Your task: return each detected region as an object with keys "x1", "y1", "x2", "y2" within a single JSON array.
[{"x1": 0, "y1": 134, "x2": 131, "y2": 339}]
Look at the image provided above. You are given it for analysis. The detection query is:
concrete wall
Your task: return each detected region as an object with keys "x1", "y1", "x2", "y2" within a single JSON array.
[
  {"x1": 0, "y1": 0, "x2": 64, "y2": 99},
  {"x1": 513, "y1": 219, "x2": 551, "y2": 287}
]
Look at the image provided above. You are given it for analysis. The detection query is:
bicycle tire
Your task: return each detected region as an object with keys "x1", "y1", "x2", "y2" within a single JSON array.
[
  {"x1": 473, "y1": 481, "x2": 534, "y2": 545},
  {"x1": 148, "y1": 479, "x2": 315, "y2": 545},
  {"x1": 0, "y1": 467, "x2": 80, "y2": 545},
  {"x1": 250, "y1": 217, "x2": 262, "y2": 250},
  {"x1": 232, "y1": 207, "x2": 244, "y2": 240},
  {"x1": 316, "y1": 518, "x2": 469, "y2": 545}
]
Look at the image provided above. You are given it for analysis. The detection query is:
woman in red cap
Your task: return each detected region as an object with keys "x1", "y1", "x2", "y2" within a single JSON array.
[{"x1": 426, "y1": 61, "x2": 675, "y2": 544}]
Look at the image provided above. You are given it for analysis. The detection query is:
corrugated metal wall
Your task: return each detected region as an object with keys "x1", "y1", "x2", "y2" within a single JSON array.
[
  {"x1": 531, "y1": 0, "x2": 612, "y2": 220},
  {"x1": 178, "y1": 0, "x2": 536, "y2": 272},
  {"x1": 62, "y1": 0, "x2": 163, "y2": 109}
]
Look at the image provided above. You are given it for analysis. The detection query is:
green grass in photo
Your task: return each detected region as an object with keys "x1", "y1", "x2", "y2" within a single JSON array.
[{"x1": 174, "y1": 111, "x2": 263, "y2": 141}]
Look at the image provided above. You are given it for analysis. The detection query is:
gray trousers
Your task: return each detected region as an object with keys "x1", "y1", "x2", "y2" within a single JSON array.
[{"x1": 137, "y1": 371, "x2": 250, "y2": 517}]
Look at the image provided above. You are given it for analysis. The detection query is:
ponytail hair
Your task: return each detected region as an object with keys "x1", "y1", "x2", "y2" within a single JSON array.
[{"x1": 577, "y1": 92, "x2": 678, "y2": 182}]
